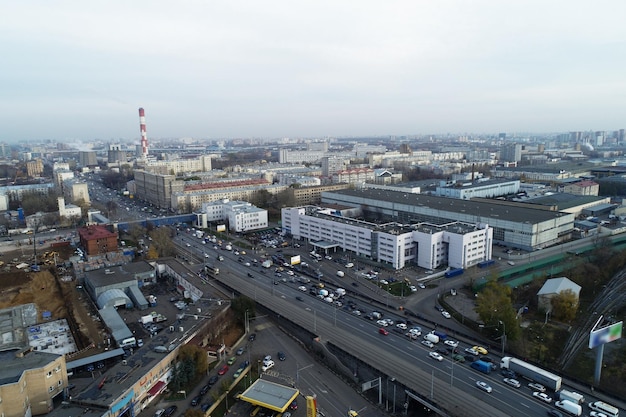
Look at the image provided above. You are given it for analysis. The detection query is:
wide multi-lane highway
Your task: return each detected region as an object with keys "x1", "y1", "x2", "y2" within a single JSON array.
[{"x1": 174, "y1": 231, "x2": 624, "y2": 417}]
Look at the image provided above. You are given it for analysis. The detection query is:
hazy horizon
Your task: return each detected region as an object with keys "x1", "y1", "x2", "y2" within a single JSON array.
[{"x1": 2, "y1": 1, "x2": 626, "y2": 142}]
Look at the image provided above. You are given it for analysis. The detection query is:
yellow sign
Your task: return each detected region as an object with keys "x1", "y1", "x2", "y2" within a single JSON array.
[{"x1": 306, "y1": 396, "x2": 317, "y2": 417}]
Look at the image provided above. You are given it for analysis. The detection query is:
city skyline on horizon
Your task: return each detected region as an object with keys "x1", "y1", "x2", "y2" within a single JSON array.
[{"x1": 2, "y1": 1, "x2": 626, "y2": 142}]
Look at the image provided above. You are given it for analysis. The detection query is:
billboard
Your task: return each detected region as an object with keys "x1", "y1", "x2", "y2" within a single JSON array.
[
  {"x1": 216, "y1": 224, "x2": 226, "y2": 232},
  {"x1": 589, "y1": 321, "x2": 623, "y2": 349},
  {"x1": 290, "y1": 255, "x2": 301, "y2": 265}
]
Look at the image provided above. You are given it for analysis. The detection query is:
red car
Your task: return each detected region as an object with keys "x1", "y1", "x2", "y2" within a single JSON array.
[
  {"x1": 217, "y1": 365, "x2": 229, "y2": 375},
  {"x1": 378, "y1": 328, "x2": 389, "y2": 336}
]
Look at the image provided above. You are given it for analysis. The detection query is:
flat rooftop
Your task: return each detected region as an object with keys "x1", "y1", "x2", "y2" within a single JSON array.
[{"x1": 323, "y1": 188, "x2": 570, "y2": 224}]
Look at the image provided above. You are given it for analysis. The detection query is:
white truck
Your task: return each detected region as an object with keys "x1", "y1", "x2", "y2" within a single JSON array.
[
  {"x1": 424, "y1": 333, "x2": 439, "y2": 344},
  {"x1": 557, "y1": 389, "x2": 585, "y2": 405},
  {"x1": 554, "y1": 400, "x2": 582, "y2": 416}
]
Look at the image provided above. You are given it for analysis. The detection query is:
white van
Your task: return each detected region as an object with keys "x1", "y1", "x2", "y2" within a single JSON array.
[
  {"x1": 588, "y1": 401, "x2": 619, "y2": 417},
  {"x1": 554, "y1": 400, "x2": 582, "y2": 416}
]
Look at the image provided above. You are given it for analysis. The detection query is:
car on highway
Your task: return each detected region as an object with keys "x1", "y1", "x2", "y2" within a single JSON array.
[
  {"x1": 298, "y1": 286, "x2": 307, "y2": 291},
  {"x1": 236, "y1": 347, "x2": 245, "y2": 355},
  {"x1": 396, "y1": 323, "x2": 407, "y2": 330},
  {"x1": 421, "y1": 340, "x2": 434, "y2": 348},
  {"x1": 547, "y1": 410, "x2": 563, "y2": 417},
  {"x1": 532, "y1": 392, "x2": 552, "y2": 403},
  {"x1": 429, "y1": 352, "x2": 443, "y2": 361},
  {"x1": 528, "y1": 382, "x2": 546, "y2": 392},
  {"x1": 378, "y1": 328, "x2": 389, "y2": 335},
  {"x1": 345, "y1": 263, "x2": 354, "y2": 268},
  {"x1": 464, "y1": 347, "x2": 479, "y2": 356},
  {"x1": 476, "y1": 381, "x2": 492, "y2": 393},
  {"x1": 444, "y1": 340, "x2": 458, "y2": 348},
  {"x1": 501, "y1": 369, "x2": 516, "y2": 378},
  {"x1": 296, "y1": 296, "x2": 304, "y2": 302},
  {"x1": 472, "y1": 345, "x2": 488, "y2": 355},
  {"x1": 452, "y1": 354, "x2": 465, "y2": 362},
  {"x1": 503, "y1": 378, "x2": 521, "y2": 388},
  {"x1": 217, "y1": 365, "x2": 229, "y2": 375},
  {"x1": 377, "y1": 319, "x2": 388, "y2": 327},
  {"x1": 441, "y1": 310, "x2": 451, "y2": 319}
]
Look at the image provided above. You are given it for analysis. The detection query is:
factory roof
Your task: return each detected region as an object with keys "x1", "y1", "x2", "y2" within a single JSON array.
[{"x1": 323, "y1": 188, "x2": 567, "y2": 224}]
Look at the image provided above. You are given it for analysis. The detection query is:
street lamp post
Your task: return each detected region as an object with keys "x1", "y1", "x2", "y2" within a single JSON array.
[{"x1": 499, "y1": 320, "x2": 506, "y2": 355}]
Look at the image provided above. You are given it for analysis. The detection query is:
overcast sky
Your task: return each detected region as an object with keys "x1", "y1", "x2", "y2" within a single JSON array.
[{"x1": 2, "y1": 1, "x2": 626, "y2": 142}]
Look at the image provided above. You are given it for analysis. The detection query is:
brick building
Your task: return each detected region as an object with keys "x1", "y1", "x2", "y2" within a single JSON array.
[{"x1": 78, "y1": 225, "x2": 118, "y2": 255}]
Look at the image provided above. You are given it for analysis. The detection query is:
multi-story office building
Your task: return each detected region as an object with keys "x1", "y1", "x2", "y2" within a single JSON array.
[
  {"x1": 500, "y1": 143, "x2": 522, "y2": 163},
  {"x1": 282, "y1": 205, "x2": 492, "y2": 270},
  {"x1": 63, "y1": 180, "x2": 90, "y2": 205},
  {"x1": 197, "y1": 199, "x2": 268, "y2": 232},
  {"x1": 79, "y1": 151, "x2": 98, "y2": 167},
  {"x1": 321, "y1": 156, "x2": 347, "y2": 177},
  {"x1": 26, "y1": 158, "x2": 44, "y2": 177}
]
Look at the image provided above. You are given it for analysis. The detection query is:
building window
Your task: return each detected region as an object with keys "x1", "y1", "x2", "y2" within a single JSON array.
[
  {"x1": 47, "y1": 371, "x2": 52, "y2": 378},
  {"x1": 49, "y1": 386, "x2": 54, "y2": 392},
  {"x1": 58, "y1": 380, "x2": 62, "y2": 386}
]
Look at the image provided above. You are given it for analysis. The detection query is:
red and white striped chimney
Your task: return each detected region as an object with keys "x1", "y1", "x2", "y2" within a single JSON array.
[{"x1": 138, "y1": 107, "x2": 149, "y2": 158}]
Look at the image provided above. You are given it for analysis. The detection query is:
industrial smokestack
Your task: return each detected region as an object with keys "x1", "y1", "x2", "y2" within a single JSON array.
[{"x1": 138, "y1": 108, "x2": 149, "y2": 158}]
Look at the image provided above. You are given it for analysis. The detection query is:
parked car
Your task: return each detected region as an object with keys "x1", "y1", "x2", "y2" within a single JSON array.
[
  {"x1": 163, "y1": 406, "x2": 178, "y2": 417},
  {"x1": 464, "y1": 347, "x2": 479, "y2": 356},
  {"x1": 200, "y1": 384, "x2": 211, "y2": 395},
  {"x1": 441, "y1": 311, "x2": 451, "y2": 319},
  {"x1": 248, "y1": 333, "x2": 256, "y2": 341},
  {"x1": 262, "y1": 360, "x2": 275, "y2": 372},
  {"x1": 208, "y1": 375, "x2": 219, "y2": 386},
  {"x1": 227, "y1": 356, "x2": 237, "y2": 365},
  {"x1": 191, "y1": 395, "x2": 203, "y2": 406},
  {"x1": 217, "y1": 365, "x2": 229, "y2": 375},
  {"x1": 278, "y1": 351, "x2": 286, "y2": 361},
  {"x1": 236, "y1": 347, "x2": 245, "y2": 356},
  {"x1": 421, "y1": 340, "x2": 434, "y2": 348},
  {"x1": 476, "y1": 381, "x2": 492, "y2": 393}
]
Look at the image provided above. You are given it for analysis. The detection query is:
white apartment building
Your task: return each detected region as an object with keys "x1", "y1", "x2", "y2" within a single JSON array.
[
  {"x1": 197, "y1": 199, "x2": 268, "y2": 232},
  {"x1": 281, "y1": 206, "x2": 492, "y2": 270}
]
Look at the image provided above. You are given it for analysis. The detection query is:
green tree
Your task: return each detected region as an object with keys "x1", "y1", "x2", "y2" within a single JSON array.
[
  {"x1": 149, "y1": 227, "x2": 178, "y2": 257},
  {"x1": 475, "y1": 281, "x2": 520, "y2": 341},
  {"x1": 230, "y1": 296, "x2": 256, "y2": 326},
  {"x1": 551, "y1": 289, "x2": 578, "y2": 322},
  {"x1": 178, "y1": 344, "x2": 209, "y2": 376}
]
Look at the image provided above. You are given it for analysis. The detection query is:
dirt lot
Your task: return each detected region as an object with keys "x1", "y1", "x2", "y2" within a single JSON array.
[{"x1": 0, "y1": 247, "x2": 106, "y2": 355}]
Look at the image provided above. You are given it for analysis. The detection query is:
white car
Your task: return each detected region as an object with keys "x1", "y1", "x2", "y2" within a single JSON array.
[
  {"x1": 589, "y1": 412, "x2": 609, "y2": 417},
  {"x1": 503, "y1": 378, "x2": 521, "y2": 388},
  {"x1": 376, "y1": 319, "x2": 388, "y2": 327},
  {"x1": 396, "y1": 323, "x2": 407, "y2": 330},
  {"x1": 409, "y1": 285, "x2": 417, "y2": 292},
  {"x1": 408, "y1": 328, "x2": 422, "y2": 337},
  {"x1": 380, "y1": 279, "x2": 389, "y2": 285},
  {"x1": 298, "y1": 286, "x2": 307, "y2": 292},
  {"x1": 421, "y1": 340, "x2": 434, "y2": 348},
  {"x1": 532, "y1": 392, "x2": 552, "y2": 403},
  {"x1": 528, "y1": 382, "x2": 546, "y2": 392},
  {"x1": 325, "y1": 255, "x2": 332, "y2": 260},
  {"x1": 429, "y1": 351, "x2": 443, "y2": 361},
  {"x1": 464, "y1": 347, "x2": 479, "y2": 356},
  {"x1": 352, "y1": 310, "x2": 361, "y2": 316},
  {"x1": 444, "y1": 340, "x2": 459, "y2": 348},
  {"x1": 476, "y1": 381, "x2": 492, "y2": 393},
  {"x1": 418, "y1": 283, "x2": 426, "y2": 289},
  {"x1": 383, "y1": 318, "x2": 394, "y2": 326},
  {"x1": 441, "y1": 311, "x2": 451, "y2": 319},
  {"x1": 262, "y1": 360, "x2": 275, "y2": 372},
  {"x1": 345, "y1": 263, "x2": 354, "y2": 268}
]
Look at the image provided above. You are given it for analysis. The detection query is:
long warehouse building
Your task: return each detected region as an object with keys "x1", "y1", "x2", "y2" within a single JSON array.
[{"x1": 320, "y1": 188, "x2": 576, "y2": 251}]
